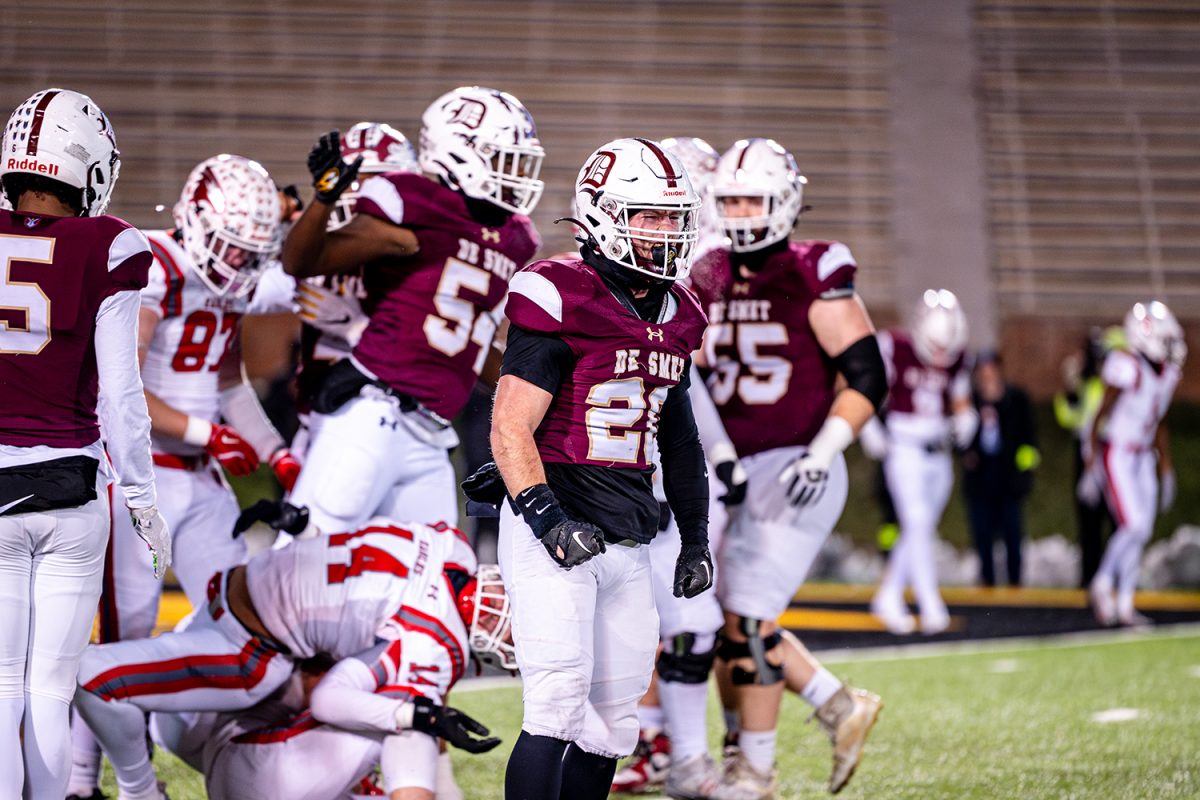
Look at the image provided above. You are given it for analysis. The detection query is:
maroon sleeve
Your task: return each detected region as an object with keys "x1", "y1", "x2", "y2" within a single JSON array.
[
  {"x1": 354, "y1": 173, "x2": 434, "y2": 229},
  {"x1": 797, "y1": 240, "x2": 857, "y2": 299},
  {"x1": 100, "y1": 219, "x2": 152, "y2": 298},
  {"x1": 505, "y1": 260, "x2": 591, "y2": 336}
]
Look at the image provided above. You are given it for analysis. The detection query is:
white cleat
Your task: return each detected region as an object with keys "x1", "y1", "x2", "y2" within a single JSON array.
[
  {"x1": 711, "y1": 752, "x2": 777, "y2": 800},
  {"x1": 665, "y1": 753, "x2": 722, "y2": 799},
  {"x1": 1117, "y1": 609, "x2": 1153, "y2": 628},
  {"x1": 1089, "y1": 579, "x2": 1117, "y2": 626},
  {"x1": 870, "y1": 598, "x2": 915, "y2": 635},
  {"x1": 919, "y1": 609, "x2": 951, "y2": 636},
  {"x1": 815, "y1": 686, "x2": 883, "y2": 794}
]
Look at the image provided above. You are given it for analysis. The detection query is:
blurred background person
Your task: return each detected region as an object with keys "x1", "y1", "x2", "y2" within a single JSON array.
[{"x1": 961, "y1": 350, "x2": 1039, "y2": 587}]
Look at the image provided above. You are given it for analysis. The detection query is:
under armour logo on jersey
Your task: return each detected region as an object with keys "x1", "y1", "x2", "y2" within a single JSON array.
[
  {"x1": 481, "y1": 228, "x2": 501, "y2": 243},
  {"x1": 646, "y1": 327, "x2": 664, "y2": 342},
  {"x1": 23, "y1": 217, "x2": 40, "y2": 228},
  {"x1": 732, "y1": 282, "x2": 750, "y2": 295},
  {"x1": 380, "y1": 417, "x2": 399, "y2": 430}
]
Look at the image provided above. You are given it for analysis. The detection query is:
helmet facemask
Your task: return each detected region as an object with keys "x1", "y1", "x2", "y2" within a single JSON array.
[{"x1": 455, "y1": 564, "x2": 516, "y2": 671}]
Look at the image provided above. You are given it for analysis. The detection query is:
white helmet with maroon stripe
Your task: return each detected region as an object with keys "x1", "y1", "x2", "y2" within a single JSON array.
[
  {"x1": 419, "y1": 86, "x2": 544, "y2": 215},
  {"x1": 1, "y1": 88, "x2": 120, "y2": 216},
  {"x1": 173, "y1": 154, "x2": 282, "y2": 298},
  {"x1": 1125, "y1": 300, "x2": 1186, "y2": 367},
  {"x1": 328, "y1": 122, "x2": 418, "y2": 231},
  {"x1": 572, "y1": 137, "x2": 702, "y2": 282},
  {"x1": 713, "y1": 138, "x2": 806, "y2": 252},
  {"x1": 912, "y1": 289, "x2": 969, "y2": 369}
]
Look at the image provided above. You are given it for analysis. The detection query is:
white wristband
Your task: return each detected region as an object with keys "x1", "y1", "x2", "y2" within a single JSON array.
[
  {"x1": 182, "y1": 416, "x2": 213, "y2": 448},
  {"x1": 806, "y1": 415, "x2": 855, "y2": 469},
  {"x1": 708, "y1": 440, "x2": 738, "y2": 466},
  {"x1": 393, "y1": 700, "x2": 415, "y2": 731}
]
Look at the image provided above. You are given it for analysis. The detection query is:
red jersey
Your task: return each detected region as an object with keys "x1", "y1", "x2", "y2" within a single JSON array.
[
  {"x1": 690, "y1": 240, "x2": 857, "y2": 457},
  {"x1": 351, "y1": 173, "x2": 539, "y2": 419},
  {"x1": 505, "y1": 258, "x2": 708, "y2": 470},
  {"x1": 0, "y1": 210, "x2": 151, "y2": 447}
]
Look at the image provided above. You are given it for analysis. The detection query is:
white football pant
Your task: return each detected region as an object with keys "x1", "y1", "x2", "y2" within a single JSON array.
[
  {"x1": 499, "y1": 505, "x2": 659, "y2": 758},
  {"x1": 874, "y1": 441, "x2": 954, "y2": 622},
  {"x1": 718, "y1": 447, "x2": 849, "y2": 621},
  {"x1": 289, "y1": 388, "x2": 459, "y2": 535},
  {"x1": 0, "y1": 475, "x2": 109, "y2": 800},
  {"x1": 1096, "y1": 446, "x2": 1158, "y2": 614}
]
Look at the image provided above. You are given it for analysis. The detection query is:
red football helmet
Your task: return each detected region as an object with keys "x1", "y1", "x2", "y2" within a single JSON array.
[{"x1": 454, "y1": 564, "x2": 515, "y2": 671}]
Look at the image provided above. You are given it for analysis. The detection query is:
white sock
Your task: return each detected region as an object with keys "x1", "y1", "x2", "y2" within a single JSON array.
[
  {"x1": 68, "y1": 712, "x2": 102, "y2": 796},
  {"x1": 637, "y1": 704, "x2": 665, "y2": 736},
  {"x1": 739, "y1": 729, "x2": 776, "y2": 774},
  {"x1": 659, "y1": 680, "x2": 710, "y2": 763},
  {"x1": 800, "y1": 667, "x2": 842, "y2": 709}
]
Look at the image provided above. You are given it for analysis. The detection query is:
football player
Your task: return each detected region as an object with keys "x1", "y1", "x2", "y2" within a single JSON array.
[
  {"x1": 67, "y1": 154, "x2": 295, "y2": 799},
  {"x1": 612, "y1": 134, "x2": 748, "y2": 799},
  {"x1": 283, "y1": 87, "x2": 543, "y2": 534},
  {"x1": 251, "y1": 122, "x2": 420, "y2": 461},
  {"x1": 74, "y1": 514, "x2": 511, "y2": 799},
  {"x1": 150, "y1": 567, "x2": 510, "y2": 799},
  {"x1": 0, "y1": 88, "x2": 168, "y2": 800},
  {"x1": 693, "y1": 138, "x2": 886, "y2": 797},
  {"x1": 489, "y1": 137, "x2": 713, "y2": 800},
  {"x1": 865, "y1": 290, "x2": 976, "y2": 636},
  {"x1": 1087, "y1": 301, "x2": 1184, "y2": 626}
]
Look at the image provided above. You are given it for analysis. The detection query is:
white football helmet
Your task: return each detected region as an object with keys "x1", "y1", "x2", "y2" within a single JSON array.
[
  {"x1": 712, "y1": 138, "x2": 806, "y2": 252},
  {"x1": 419, "y1": 87, "x2": 544, "y2": 215},
  {"x1": 661, "y1": 136, "x2": 722, "y2": 242},
  {"x1": 1, "y1": 88, "x2": 120, "y2": 216},
  {"x1": 328, "y1": 121, "x2": 418, "y2": 231},
  {"x1": 173, "y1": 155, "x2": 282, "y2": 298},
  {"x1": 572, "y1": 138, "x2": 702, "y2": 282},
  {"x1": 456, "y1": 564, "x2": 516, "y2": 671},
  {"x1": 1125, "y1": 300, "x2": 1186, "y2": 367},
  {"x1": 912, "y1": 289, "x2": 969, "y2": 369}
]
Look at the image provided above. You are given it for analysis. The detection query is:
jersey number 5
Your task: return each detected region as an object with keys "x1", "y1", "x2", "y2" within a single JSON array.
[
  {"x1": 424, "y1": 258, "x2": 497, "y2": 376},
  {"x1": 706, "y1": 322, "x2": 792, "y2": 405},
  {"x1": 0, "y1": 234, "x2": 54, "y2": 355}
]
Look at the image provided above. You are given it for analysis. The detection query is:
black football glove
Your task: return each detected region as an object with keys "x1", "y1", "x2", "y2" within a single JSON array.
[
  {"x1": 461, "y1": 461, "x2": 507, "y2": 507},
  {"x1": 232, "y1": 500, "x2": 310, "y2": 538},
  {"x1": 516, "y1": 483, "x2": 607, "y2": 570},
  {"x1": 714, "y1": 458, "x2": 748, "y2": 506},
  {"x1": 307, "y1": 130, "x2": 363, "y2": 204},
  {"x1": 410, "y1": 696, "x2": 501, "y2": 754},
  {"x1": 673, "y1": 542, "x2": 714, "y2": 599}
]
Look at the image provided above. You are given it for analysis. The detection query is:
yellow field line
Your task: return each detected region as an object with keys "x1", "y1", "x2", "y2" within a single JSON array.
[
  {"x1": 776, "y1": 608, "x2": 966, "y2": 632},
  {"x1": 792, "y1": 583, "x2": 1200, "y2": 611}
]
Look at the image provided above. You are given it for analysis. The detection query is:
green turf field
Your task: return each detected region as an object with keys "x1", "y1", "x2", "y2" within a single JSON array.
[{"x1": 105, "y1": 627, "x2": 1200, "y2": 799}]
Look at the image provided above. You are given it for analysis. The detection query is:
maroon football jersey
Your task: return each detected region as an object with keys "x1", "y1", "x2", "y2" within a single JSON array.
[
  {"x1": 689, "y1": 240, "x2": 857, "y2": 457},
  {"x1": 0, "y1": 210, "x2": 151, "y2": 447},
  {"x1": 880, "y1": 329, "x2": 969, "y2": 418},
  {"x1": 506, "y1": 258, "x2": 708, "y2": 470},
  {"x1": 351, "y1": 173, "x2": 539, "y2": 419}
]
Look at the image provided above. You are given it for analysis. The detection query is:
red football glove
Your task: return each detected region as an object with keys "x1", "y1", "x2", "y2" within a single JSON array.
[
  {"x1": 269, "y1": 448, "x2": 302, "y2": 493},
  {"x1": 205, "y1": 424, "x2": 260, "y2": 476}
]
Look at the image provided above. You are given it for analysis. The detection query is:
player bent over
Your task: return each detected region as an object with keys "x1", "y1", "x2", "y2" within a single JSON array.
[
  {"x1": 0, "y1": 88, "x2": 169, "y2": 799},
  {"x1": 74, "y1": 514, "x2": 510, "y2": 800},
  {"x1": 490, "y1": 138, "x2": 714, "y2": 800},
  {"x1": 693, "y1": 138, "x2": 887, "y2": 797}
]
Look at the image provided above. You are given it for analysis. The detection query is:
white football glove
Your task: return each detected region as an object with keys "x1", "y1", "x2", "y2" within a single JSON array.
[
  {"x1": 951, "y1": 407, "x2": 979, "y2": 449},
  {"x1": 295, "y1": 283, "x2": 368, "y2": 346},
  {"x1": 130, "y1": 506, "x2": 172, "y2": 579},
  {"x1": 779, "y1": 450, "x2": 830, "y2": 508},
  {"x1": 858, "y1": 416, "x2": 889, "y2": 461},
  {"x1": 1159, "y1": 468, "x2": 1176, "y2": 513}
]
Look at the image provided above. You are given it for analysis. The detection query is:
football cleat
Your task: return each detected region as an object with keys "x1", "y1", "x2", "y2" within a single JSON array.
[
  {"x1": 665, "y1": 753, "x2": 722, "y2": 799},
  {"x1": 814, "y1": 686, "x2": 882, "y2": 794},
  {"x1": 712, "y1": 751, "x2": 777, "y2": 800},
  {"x1": 1089, "y1": 578, "x2": 1117, "y2": 627},
  {"x1": 870, "y1": 596, "x2": 916, "y2": 636},
  {"x1": 919, "y1": 609, "x2": 951, "y2": 636},
  {"x1": 611, "y1": 731, "x2": 671, "y2": 794}
]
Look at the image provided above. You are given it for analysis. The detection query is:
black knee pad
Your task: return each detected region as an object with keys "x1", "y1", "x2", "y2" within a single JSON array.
[
  {"x1": 716, "y1": 618, "x2": 783, "y2": 686},
  {"x1": 656, "y1": 632, "x2": 717, "y2": 684}
]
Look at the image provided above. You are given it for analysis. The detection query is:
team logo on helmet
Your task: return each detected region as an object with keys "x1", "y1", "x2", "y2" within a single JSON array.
[
  {"x1": 447, "y1": 99, "x2": 487, "y2": 129},
  {"x1": 580, "y1": 151, "x2": 616, "y2": 192}
]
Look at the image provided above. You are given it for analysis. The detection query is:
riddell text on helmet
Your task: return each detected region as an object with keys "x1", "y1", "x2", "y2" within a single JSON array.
[{"x1": 6, "y1": 157, "x2": 59, "y2": 176}]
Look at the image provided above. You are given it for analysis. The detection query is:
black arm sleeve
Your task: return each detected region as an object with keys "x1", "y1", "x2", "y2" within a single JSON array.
[
  {"x1": 834, "y1": 334, "x2": 888, "y2": 411},
  {"x1": 499, "y1": 324, "x2": 575, "y2": 395},
  {"x1": 658, "y1": 365, "x2": 709, "y2": 549}
]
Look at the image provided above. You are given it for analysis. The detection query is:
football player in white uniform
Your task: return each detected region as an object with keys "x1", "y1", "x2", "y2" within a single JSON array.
[
  {"x1": 149, "y1": 566, "x2": 510, "y2": 799},
  {"x1": 0, "y1": 88, "x2": 168, "y2": 800},
  {"x1": 67, "y1": 154, "x2": 295, "y2": 799},
  {"x1": 865, "y1": 290, "x2": 976, "y2": 636},
  {"x1": 74, "y1": 515, "x2": 511, "y2": 800},
  {"x1": 1087, "y1": 301, "x2": 1184, "y2": 626}
]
